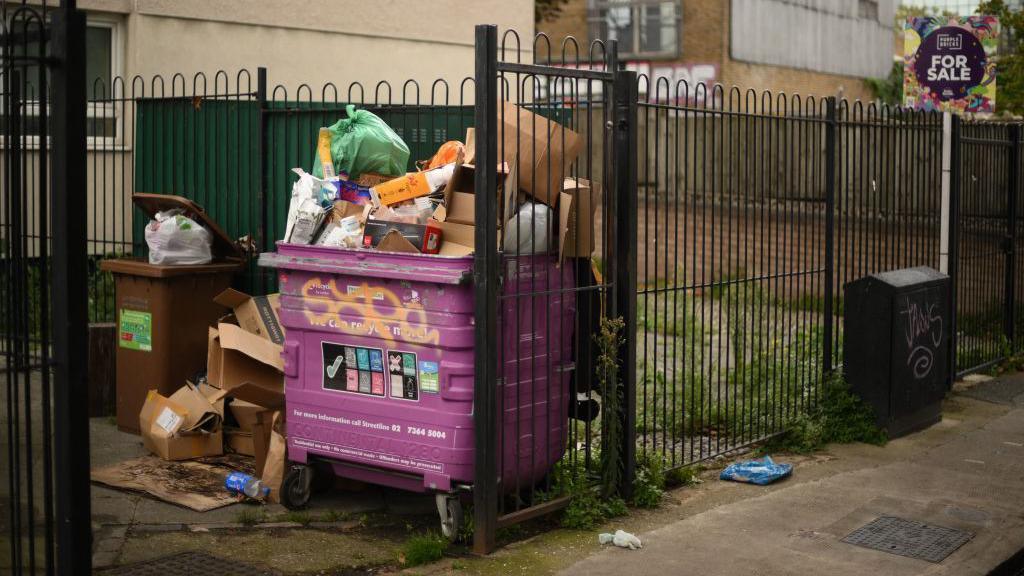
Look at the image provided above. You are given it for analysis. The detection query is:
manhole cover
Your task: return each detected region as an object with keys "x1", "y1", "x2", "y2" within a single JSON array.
[
  {"x1": 842, "y1": 516, "x2": 973, "y2": 563},
  {"x1": 102, "y1": 551, "x2": 279, "y2": 575}
]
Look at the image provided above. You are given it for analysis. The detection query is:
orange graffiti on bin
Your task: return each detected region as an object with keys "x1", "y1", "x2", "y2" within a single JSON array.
[{"x1": 299, "y1": 277, "x2": 440, "y2": 345}]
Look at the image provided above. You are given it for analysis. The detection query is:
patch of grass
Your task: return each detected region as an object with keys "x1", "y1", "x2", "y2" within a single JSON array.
[
  {"x1": 631, "y1": 452, "x2": 665, "y2": 509},
  {"x1": 320, "y1": 509, "x2": 348, "y2": 523},
  {"x1": 761, "y1": 373, "x2": 887, "y2": 454},
  {"x1": 234, "y1": 507, "x2": 268, "y2": 526},
  {"x1": 279, "y1": 510, "x2": 312, "y2": 525},
  {"x1": 399, "y1": 532, "x2": 448, "y2": 567},
  {"x1": 541, "y1": 455, "x2": 627, "y2": 530}
]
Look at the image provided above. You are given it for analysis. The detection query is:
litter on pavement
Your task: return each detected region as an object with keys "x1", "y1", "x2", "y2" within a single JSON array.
[{"x1": 719, "y1": 456, "x2": 793, "y2": 485}]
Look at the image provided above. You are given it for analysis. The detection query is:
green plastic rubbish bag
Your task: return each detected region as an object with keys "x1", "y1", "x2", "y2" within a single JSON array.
[{"x1": 311, "y1": 104, "x2": 410, "y2": 181}]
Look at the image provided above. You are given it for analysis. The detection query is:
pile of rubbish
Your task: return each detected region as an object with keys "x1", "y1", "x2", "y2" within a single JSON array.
[
  {"x1": 135, "y1": 288, "x2": 289, "y2": 503},
  {"x1": 282, "y1": 102, "x2": 599, "y2": 261}
]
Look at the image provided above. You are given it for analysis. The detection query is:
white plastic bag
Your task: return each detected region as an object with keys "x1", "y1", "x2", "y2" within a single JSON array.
[
  {"x1": 502, "y1": 201, "x2": 551, "y2": 255},
  {"x1": 285, "y1": 168, "x2": 331, "y2": 244},
  {"x1": 144, "y1": 209, "x2": 213, "y2": 265}
]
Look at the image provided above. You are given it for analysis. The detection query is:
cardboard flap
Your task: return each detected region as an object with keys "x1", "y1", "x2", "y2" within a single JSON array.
[
  {"x1": 213, "y1": 288, "x2": 250, "y2": 310},
  {"x1": 558, "y1": 191, "x2": 574, "y2": 264},
  {"x1": 377, "y1": 229, "x2": 421, "y2": 253},
  {"x1": 167, "y1": 383, "x2": 223, "y2": 432},
  {"x1": 218, "y1": 323, "x2": 284, "y2": 371}
]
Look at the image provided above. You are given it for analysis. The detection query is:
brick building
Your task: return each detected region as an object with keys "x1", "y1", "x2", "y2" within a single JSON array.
[{"x1": 538, "y1": 0, "x2": 896, "y2": 102}]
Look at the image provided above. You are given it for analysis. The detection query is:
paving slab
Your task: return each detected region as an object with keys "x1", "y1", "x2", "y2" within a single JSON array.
[{"x1": 561, "y1": 375, "x2": 1024, "y2": 576}]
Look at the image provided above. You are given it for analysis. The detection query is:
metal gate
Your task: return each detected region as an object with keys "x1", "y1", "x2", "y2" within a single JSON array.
[
  {"x1": 953, "y1": 121, "x2": 1021, "y2": 377},
  {"x1": 470, "y1": 25, "x2": 635, "y2": 553},
  {"x1": 2, "y1": 1, "x2": 92, "y2": 574}
]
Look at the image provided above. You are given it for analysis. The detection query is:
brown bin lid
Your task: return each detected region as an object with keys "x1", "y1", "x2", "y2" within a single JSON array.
[
  {"x1": 133, "y1": 193, "x2": 244, "y2": 260},
  {"x1": 99, "y1": 257, "x2": 244, "y2": 278}
]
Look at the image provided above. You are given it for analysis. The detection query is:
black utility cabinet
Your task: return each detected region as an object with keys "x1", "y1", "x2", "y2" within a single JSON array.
[{"x1": 843, "y1": 266, "x2": 950, "y2": 438}]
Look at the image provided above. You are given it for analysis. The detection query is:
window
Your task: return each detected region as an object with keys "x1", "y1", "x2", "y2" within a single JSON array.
[
  {"x1": 4, "y1": 13, "x2": 122, "y2": 147},
  {"x1": 588, "y1": 0, "x2": 681, "y2": 60}
]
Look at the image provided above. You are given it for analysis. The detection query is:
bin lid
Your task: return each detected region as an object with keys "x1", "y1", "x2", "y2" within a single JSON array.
[{"x1": 133, "y1": 193, "x2": 244, "y2": 260}]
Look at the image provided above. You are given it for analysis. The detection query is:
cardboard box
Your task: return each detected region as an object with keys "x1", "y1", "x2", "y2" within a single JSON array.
[
  {"x1": 327, "y1": 200, "x2": 370, "y2": 225},
  {"x1": 228, "y1": 398, "x2": 267, "y2": 432},
  {"x1": 432, "y1": 217, "x2": 475, "y2": 256},
  {"x1": 139, "y1": 384, "x2": 224, "y2": 461},
  {"x1": 441, "y1": 162, "x2": 511, "y2": 227},
  {"x1": 225, "y1": 428, "x2": 255, "y2": 456},
  {"x1": 214, "y1": 289, "x2": 285, "y2": 344},
  {"x1": 560, "y1": 178, "x2": 601, "y2": 260},
  {"x1": 355, "y1": 172, "x2": 392, "y2": 188},
  {"x1": 370, "y1": 165, "x2": 452, "y2": 207},
  {"x1": 499, "y1": 102, "x2": 582, "y2": 207},
  {"x1": 208, "y1": 323, "x2": 285, "y2": 409},
  {"x1": 362, "y1": 220, "x2": 442, "y2": 254}
]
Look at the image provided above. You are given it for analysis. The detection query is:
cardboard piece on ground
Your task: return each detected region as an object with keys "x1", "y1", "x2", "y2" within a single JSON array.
[
  {"x1": 499, "y1": 101, "x2": 582, "y2": 207},
  {"x1": 213, "y1": 288, "x2": 285, "y2": 344},
  {"x1": 561, "y1": 178, "x2": 600, "y2": 258},
  {"x1": 215, "y1": 323, "x2": 285, "y2": 409},
  {"x1": 253, "y1": 410, "x2": 286, "y2": 503},
  {"x1": 91, "y1": 456, "x2": 242, "y2": 512},
  {"x1": 225, "y1": 428, "x2": 255, "y2": 456},
  {"x1": 377, "y1": 229, "x2": 421, "y2": 253},
  {"x1": 139, "y1": 385, "x2": 224, "y2": 461}
]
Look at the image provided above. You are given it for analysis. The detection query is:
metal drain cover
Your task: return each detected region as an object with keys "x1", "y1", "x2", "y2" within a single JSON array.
[
  {"x1": 842, "y1": 516, "x2": 973, "y2": 563},
  {"x1": 102, "y1": 551, "x2": 279, "y2": 575}
]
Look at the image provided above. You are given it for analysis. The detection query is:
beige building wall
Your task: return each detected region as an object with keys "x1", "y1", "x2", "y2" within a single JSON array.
[{"x1": 81, "y1": 0, "x2": 534, "y2": 93}]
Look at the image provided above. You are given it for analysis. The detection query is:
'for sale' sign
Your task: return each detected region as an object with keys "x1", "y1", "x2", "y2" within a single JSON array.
[{"x1": 903, "y1": 16, "x2": 998, "y2": 114}]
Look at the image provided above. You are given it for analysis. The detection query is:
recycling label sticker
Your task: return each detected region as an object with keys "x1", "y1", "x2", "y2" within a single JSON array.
[
  {"x1": 322, "y1": 341, "x2": 385, "y2": 398},
  {"x1": 419, "y1": 361, "x2": 439, "y2": 394},
  {"x1": 118, "y1": 309, "x2": 152, "y2": 352},
  {"x1": 387, "y1": 350, "x2": 419, "y2": 401}
]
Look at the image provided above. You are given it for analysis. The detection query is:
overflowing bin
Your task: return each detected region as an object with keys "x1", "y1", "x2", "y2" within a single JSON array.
[
  {"x1": 101, "y1": 194, "x2": 245, "y2": 433},
  {"x1": 258, "y1": 243, "x2": 575, "y2": 536}
]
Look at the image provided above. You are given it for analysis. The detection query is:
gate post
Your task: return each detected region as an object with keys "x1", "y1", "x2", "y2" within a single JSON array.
[
  {"x1": 1005, "y1": 124, "x2": 1020, "y2": 349},
  {"x1": 256, "y1": 67, "x2": 268, "y2": 290},
  {"x1": 50, "y1": 4, "x2": 93, "y2": 573},
  {"x1": 823, "y1": 97, "x2": 837, "y2": 375},
  {"x1": 948, "y1": 115, "x2": 962, "y2": 384},
  {"x1": 611, "y1": 68, "x2": 638, "y2": 498},
  {"x1": 472, "y1": 23, "x2": 499, "y2": 556}
]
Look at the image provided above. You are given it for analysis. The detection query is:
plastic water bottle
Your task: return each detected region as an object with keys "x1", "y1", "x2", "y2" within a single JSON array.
[{"x1": 225, "y1": 472, "x2": 269, "y2": 499}]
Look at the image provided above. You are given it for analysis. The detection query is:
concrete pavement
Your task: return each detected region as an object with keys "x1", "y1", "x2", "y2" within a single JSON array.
[{"x1": 560, "y1": 374, "x2": 1024, "y2": 576}]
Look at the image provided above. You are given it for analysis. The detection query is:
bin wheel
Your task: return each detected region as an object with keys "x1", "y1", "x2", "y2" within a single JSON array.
[
  {"x1": 281, "y1": 465, "x2": 313, "y2": 510},
  {"x1": 435, "y1": 494, "x2": 463, "y2": 542}
]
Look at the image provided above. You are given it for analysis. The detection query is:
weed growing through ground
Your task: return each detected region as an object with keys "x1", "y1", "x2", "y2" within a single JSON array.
[
  {"x1": 234, "y1": 507, "x2": 268, "y2": 526},
  {"x1": 761, "y1": 373, "x2": 886, "y2": 454},
  {"x1": 631, "y1": 452, "x2": 666, "y2": 509},
  {"x1": 596, "y1": 316, "x2": 626, "y2": 498},
  {"x1": 398, "y1": 532, "x2": 448, "y2": 567},
  {"x1": 544, "y1": 455, "x2": 628, "y2": 530}
]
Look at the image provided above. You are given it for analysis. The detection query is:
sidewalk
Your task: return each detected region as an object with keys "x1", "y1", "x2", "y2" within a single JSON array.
[{"x1": 560, "y1": 373, "x2": 1024, "y2": 576}]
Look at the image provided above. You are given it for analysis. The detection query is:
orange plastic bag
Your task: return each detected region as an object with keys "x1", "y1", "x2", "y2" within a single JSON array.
[{"x1": 421, "y1": 140, "x2": 465, "y2": 171}]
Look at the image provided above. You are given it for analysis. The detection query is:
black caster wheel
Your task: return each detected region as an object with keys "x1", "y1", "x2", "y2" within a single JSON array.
[
  {"x1": 281, "y1": 465, "x2": 313, "y2": 510},
  {"x1": 435, "y1": 494, "x2": 463, "y2": 542}
]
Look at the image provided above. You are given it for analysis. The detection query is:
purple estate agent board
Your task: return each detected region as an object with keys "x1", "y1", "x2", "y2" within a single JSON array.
[{"x1": 903, "y1": 16, "x2": 999, "y2": 114}]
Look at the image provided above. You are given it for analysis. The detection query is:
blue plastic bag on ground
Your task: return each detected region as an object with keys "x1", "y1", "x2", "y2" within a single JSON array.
[{"x1": 720, "y1": 456, "x2": 792, "y2": 485}]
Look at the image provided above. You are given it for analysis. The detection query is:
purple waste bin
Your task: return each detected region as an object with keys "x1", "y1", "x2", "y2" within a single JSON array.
[{"x1": 258, "y1": 242, "x2": 575, "y2": 537}]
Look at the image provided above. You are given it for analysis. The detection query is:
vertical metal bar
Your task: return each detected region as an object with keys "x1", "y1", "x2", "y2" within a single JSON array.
[
  {"x1": 50, "y1": 6, "x2": 92, "y2": 573},
  {"x1": 472, "y1": 23, "x2": 499, "y2": 556},
  {"x1": 256, "y1": 67, "x2": 268, "y2": 290},
  {"x1": 940, "y1": 112, "x2": 952, "y2": 274},
  {"x1": 948, "y1": 115, "x2": 962, "y2": 385},
  {"x1": 612, "y1": 68, "x2": 638, "y2": 498},
  {"x1": 823, "y1": 98, "x2": 836, "y2": 374},
  {"x1": 1006, "y1": 124, "x2": 1019, "y2": 347}
]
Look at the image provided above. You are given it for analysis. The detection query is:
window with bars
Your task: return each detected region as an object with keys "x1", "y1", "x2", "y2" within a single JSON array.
[{"x1": 588, "y1": 0, "x2": 681, "y2": 60}]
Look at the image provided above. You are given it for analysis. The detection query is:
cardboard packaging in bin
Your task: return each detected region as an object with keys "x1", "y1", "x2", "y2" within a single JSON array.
[
  {"x1": 139, "y1": 383, "x2": 225, "y2": 461},
  {"x1": 559, "y1": 178, "x2": 601, "y2": 260},
  {"x1": 499, "y1": 102, "x2": 582, "y2": 207}
]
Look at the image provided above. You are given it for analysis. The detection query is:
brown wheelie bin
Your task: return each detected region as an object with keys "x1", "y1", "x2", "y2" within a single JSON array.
[{"x1": 100, "y1": 194, "x2": 245, "y2": 433}]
